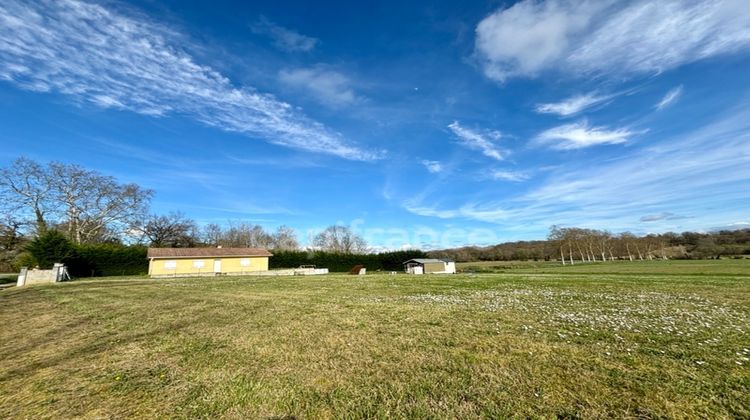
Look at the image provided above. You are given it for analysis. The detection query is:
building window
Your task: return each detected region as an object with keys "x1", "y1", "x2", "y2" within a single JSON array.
[
  {"x1": 164, "y1": 260, "x2": 177, "y2": 270},
  {"x1": 240, "y1": 258, "x2": 251, "y2": 267},
  {"x1": 193, "y1": 260, "x2": 205, "y2": 269}
]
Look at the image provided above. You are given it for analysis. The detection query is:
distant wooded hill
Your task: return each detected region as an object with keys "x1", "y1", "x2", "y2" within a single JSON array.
[{"x1": 427, "y1": 228, "x2": 750, "y2": 262}]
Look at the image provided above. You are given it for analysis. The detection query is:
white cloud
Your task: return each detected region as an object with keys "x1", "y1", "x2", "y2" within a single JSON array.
[
  {"x1": 405, "y1": 202, "x2": 511, "y2": 224},
  {"x1": 490, "y1": 170, "x2": 529, "y2": 182},
  {"x1": 421, "y1": 160, "x2": 443, "y2": 174},
  {"x1": 536, "y1": 121, "x2": 635, "y2": 149},
  {"x1": 447, "y1": 121, "x2": 505, "y2": 161},
  {"x1": 656, "y1": 85, "x2": 684, "y2": 110},
  {"x1": 710, "y1": 221, "x2": 750, "y2": 231},
  {"x1": 475, "y1": 0, "x2": 750, "y2": 82},
  {"x1": 404, "y1": 105, "x2": 750, "y2": 233},
  {"x1": 640, "y1": 212, "x2": 684, "y2": 222},
  {"x1": 251, "y1": 16, "x2": 318, "y2": 52},
  {"x1": 475, "y1": 0, "x2": 607, "y2": 81},
  {"x1": 404, "y1": 203, "x2": 509, "y2": 223},
  {"x1": 0, "y1": 0, "x2": 378, "y2": 161},
  {"x1": 403, "y1": 205, "x2": 458, "y2": 219},
  {"x1": 279, "y1": 67, "x2": 358, "y2": 107},
  {"x1": 535, "y1": 91, "x2": 614, "y2": 116}
]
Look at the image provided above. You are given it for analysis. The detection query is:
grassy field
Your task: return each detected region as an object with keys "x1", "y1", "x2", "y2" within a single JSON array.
[
  {"x1": 1, "y1": 261, "x2": 748, "y2": 418},
  {"x1": 458, "y1": 258, "x2": 750, "y2": 275}
]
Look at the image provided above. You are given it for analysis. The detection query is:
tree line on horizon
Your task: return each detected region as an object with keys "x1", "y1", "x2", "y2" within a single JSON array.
[
  {"x1": 0, "y1": 157, "x2": 373, "y2": 272},
  {"x1": 428, "y1": 226, "x2": 750, "y2": 263},
  {"x1": 1, "y1": 157, "x2": 748, "y2": 273}
]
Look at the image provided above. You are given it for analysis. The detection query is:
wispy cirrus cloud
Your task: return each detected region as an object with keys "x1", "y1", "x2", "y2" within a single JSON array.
[
  {"x1": 656, "y1": 85, "x2": 684, "y2": 110},
  {"x1": 421, "y1": 160, "x2": 443, "y2": 174},
  {"x1": 250, "y1": 16, "x2": 318, "y2": 52},
  {"x1": 640, "y1": 212, "x2": 685, "y2": 222},
  {"x1": 0, "y1": 0, "x2": 379, "y2": 161},
  {"x1": 403, "y1": 205, "x2": 459, "y2": 219},
  {"x1": 536, "y1": 120, "x2": 635, "y2": 150},
  {"x1": 279, "y1": 66, "x2": 359, "y2": 107},
  {"x1": 490, "y1": 170, "x2": 529, "y2": 182},
  {"x1": 403, "y1": 203, "x2": 509, "y2": 223},
  {"x1": 475, "y1": 0, "x2": 750, "y2": 82},
  {"x1": 405, "y1": 105, "x2": 750, "y2": 233},
  {"x1": 535, "y1": 91, "x2": 615, "y2": 116},
  {"x1": 709, "y1": 221, "x2": 750, "y2": 231},
  {"x1": 447, "y1": 121, "x2": 505, "y2": 161}
]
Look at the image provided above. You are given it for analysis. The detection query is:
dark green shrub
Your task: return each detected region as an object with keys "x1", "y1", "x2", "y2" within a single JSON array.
[
  {"x1": 23, "y1": 232, "x2": 147, "y2": 278},
  {"x1": 75, "y1": 244, "x2": 148, "y2": 276},
  {"x1": 13, "y1": 251, "x2": 35, "y2": 271},
  {"x1": 269, "y1": 249, "x2": 428, "y2": 272},
  {"x1": 25, "y1": 230, "x2": 79, "y2": 270}
]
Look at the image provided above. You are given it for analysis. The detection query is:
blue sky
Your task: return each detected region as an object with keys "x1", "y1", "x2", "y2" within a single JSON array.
[{"x1": 1, "y1": 0, "x2": 749, "y2": 249}]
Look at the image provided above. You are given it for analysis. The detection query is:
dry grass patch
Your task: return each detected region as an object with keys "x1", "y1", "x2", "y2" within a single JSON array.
[{"x1": 1, "y1": 266, "x2": 749, "y2": 418}]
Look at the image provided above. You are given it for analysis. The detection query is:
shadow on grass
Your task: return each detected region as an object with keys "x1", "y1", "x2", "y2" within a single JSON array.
[{"x1": 0, "y1": 314, "x2": 193, "y2": 382}]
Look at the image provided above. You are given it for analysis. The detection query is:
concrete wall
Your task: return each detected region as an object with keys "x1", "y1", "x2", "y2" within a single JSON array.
[{"x1": 17, "y1": 264, "x2": 68, "y2": 286}]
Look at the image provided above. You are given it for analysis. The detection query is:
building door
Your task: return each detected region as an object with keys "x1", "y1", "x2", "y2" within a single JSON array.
[{"x1": 213, "y1": 259, "x2": 222, "y2": 273}]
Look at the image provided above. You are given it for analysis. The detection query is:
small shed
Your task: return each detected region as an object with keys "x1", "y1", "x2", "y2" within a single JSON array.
[
  {"x1": 403, "y1": 258, "x2": 456, "y2": 274},
  {"x1": 148, "y1": 247, "x2": 273, "y2": 277}
]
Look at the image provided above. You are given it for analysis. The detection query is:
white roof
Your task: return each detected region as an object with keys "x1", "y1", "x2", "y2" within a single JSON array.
[{"x1": 404, "y1": 259, "x2": 447, "y2": 264}]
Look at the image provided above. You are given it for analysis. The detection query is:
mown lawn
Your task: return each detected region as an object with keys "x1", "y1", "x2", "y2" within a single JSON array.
[
  {"x1": 1, "y1": 261, "x2": 749, "y2": 418},
  {"x1": 458, "y1": 258, "x2": 750, "y2": 275}
]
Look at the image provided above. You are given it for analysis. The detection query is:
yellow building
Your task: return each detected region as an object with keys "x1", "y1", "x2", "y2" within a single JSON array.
[{"x1": 147, "y1": 247, "x2": 273, "y2": 277}]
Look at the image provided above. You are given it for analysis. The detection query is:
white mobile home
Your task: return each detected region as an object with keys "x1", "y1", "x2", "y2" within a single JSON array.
[{"x1": 403, "y1": 259, "x2": 456, "y2": 274}]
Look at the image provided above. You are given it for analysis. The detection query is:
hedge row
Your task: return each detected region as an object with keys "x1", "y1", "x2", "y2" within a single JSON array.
[
  {"x1": 69, "y1": 248, "x2": 426, "y2": 276},
  {"x1": 26, "y1": 231, "x2": 427, "y2": 277},
  {"x1": 73, "y1": 244, "x2": 149, "y2": 277},
  {"x1": 270, "y1": 249, "x2": 428, "y2": 272},
  {"x1": 22, "y1": 231, "x2": 149, "y2": 277}
]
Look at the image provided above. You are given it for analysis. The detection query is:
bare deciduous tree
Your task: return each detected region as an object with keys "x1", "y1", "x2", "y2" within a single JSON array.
[
  {"x1": 199, "y1": 223, "x2": 299, "y2": 250},
  {"x1": 0, "y1": 158, "x2": 152, "y2": 243},
  {"x1": 0, "y1": 157, "x2": 53, "y2": 234},
  {"x1": 220, "y1": 222, "x2": 274, "y2": 248},
  {"x1": 0, "y1": 216, "x2": 25, "y2": 271},
  {"x1": 137, "y1": 212, "x2": 199, "y2": 247},
  {"x1": 312, "y1": 225, "x2": 367, "y2": 253},
  {"x1": 272, "y1": 225, "x2": 299, "y2": 250},
  {"x1": 202, "y1": 223, "x2": 223, "y2": 246},
  {"x1": 49, "y1": 163, "x2": 152, "y2": 244},
  {"x1": 548, "y1": 225, "x2": 568, "y2": 265}
]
